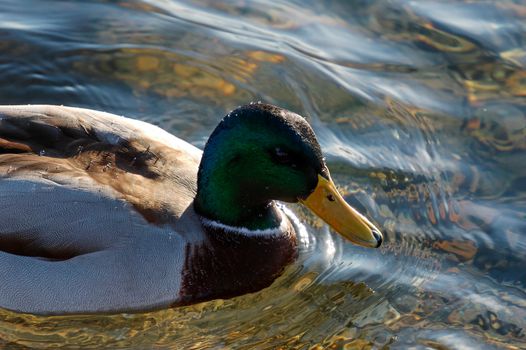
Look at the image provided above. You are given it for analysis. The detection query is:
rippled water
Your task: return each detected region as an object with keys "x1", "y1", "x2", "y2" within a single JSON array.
[{"x1": 1, "y1": 0, "x2": 525, "y2": 348}]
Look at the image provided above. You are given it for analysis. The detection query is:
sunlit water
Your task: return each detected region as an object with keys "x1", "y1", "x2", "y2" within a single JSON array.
[{"x1": 0, "y1": 0, "x2": 525, "y2": 348}]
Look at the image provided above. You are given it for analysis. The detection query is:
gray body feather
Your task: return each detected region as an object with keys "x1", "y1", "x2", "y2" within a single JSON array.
[{"x1": 0, "y1": 105, "x2": 204, "y2": 314}]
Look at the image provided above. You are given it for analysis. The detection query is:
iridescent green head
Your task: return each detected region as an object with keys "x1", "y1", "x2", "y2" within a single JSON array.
[
  {"x1": 195, "y1": 103, "x2": 327, "y2": 229},
  {"x1": 194, "y1": 103, "x2": 383, "y2": 248}
]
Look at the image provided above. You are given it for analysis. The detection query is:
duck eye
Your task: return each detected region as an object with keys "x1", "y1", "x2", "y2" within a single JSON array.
[{"x1": 273, "y1": 147, "x2": 291, "y2": 164}]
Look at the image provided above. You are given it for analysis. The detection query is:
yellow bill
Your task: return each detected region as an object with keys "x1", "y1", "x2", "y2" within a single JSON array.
[{"x1": 300, "y1": 174, "x2": 383, "y2": 248}]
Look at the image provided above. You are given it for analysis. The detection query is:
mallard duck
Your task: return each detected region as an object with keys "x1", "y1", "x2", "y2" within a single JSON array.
[{"x1": 0, "y1": 103, "x2": 382, "y2": 315}]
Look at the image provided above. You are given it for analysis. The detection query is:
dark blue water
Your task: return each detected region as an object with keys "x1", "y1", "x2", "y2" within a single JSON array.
[{"x1": 0, "y1": 0, "x2": 525, "y2": 348}]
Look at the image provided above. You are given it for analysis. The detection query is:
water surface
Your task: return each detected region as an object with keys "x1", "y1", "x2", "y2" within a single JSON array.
[{"x1": 0, "y1": 0, "x2": 525, "y2": 349}]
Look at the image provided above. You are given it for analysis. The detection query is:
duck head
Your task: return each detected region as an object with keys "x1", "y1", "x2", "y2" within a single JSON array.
[{"x1": 194, "y1": 103, "x2": 382, "y2": 248}]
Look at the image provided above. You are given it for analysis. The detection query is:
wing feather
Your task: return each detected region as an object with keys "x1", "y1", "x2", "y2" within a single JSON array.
[{"x1": 0, "y1": 105, "x2": 199, "y2": 314}]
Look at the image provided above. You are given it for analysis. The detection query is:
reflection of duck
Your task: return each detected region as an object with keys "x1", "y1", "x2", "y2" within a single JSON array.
[{"x1": 0, "y1": 103, "x2": 382, "y2": 315}]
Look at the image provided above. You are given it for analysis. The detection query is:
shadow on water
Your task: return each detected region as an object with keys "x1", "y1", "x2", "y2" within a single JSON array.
[{"x1": 0, "y1": 0, "x2": 525, "y2": 348}]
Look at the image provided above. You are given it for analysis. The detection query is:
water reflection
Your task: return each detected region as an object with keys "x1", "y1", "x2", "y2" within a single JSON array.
[{"x1": 0, "y1": 0, "x2": 525, "y2": 348}]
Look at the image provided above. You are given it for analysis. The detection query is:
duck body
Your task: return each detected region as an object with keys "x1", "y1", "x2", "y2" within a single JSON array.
[
  {"x1": 0, "y1": 105, "x2": 297, "y2": 314},
  {"x1": 0, "y1": 103, "x2": 382, "y2": 315}
]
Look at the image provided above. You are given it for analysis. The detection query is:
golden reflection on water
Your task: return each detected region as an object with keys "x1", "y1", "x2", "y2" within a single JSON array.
[{"x1": 0, "y1": 260, "x2": 379, "y2": 349}]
